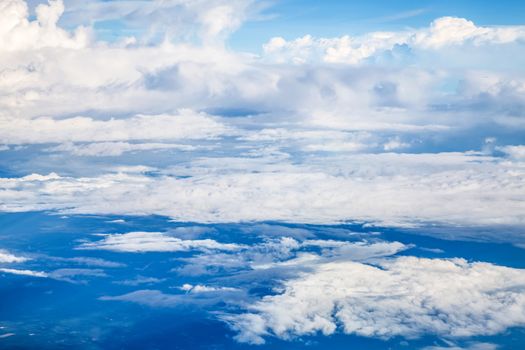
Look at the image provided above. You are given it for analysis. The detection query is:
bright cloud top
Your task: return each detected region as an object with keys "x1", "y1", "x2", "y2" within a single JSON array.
[
  {"x1": 1, "y1": 1, "x2": 525, "y2": 348},
  {"x1": 226, "y1": 256, "x2": 525, "y2": 344},
  {"x1": 0, "y1": 110, "x2": 229, "y2": 145}
]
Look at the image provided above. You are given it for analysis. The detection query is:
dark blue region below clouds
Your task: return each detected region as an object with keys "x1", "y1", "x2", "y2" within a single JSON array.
[{"x1": 1, "y1": 212, "x2": 525, "y2": 349}]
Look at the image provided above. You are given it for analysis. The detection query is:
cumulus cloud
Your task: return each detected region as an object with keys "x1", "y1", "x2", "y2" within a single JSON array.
[
  {"x1": 263, "y1": 17, "x2": 525, "y2": 65},
  {"x1": 0, "y1": 1, "x2": 523, "y2": 265},
  {"x1": 0, "y1": 1, "x2": 523, "y2": 137},
  {"x1": 0, "y1": 0, "x2": 90, "y2": 51},
  {"x1": 115, "y1": 276, "x2": 166, "y2": 286},
  {"x1": 225, "y1": 257, "x2": 525, "y2": 344},
  {"x1": 49, "y1": 256, "x2": 125, "y2": 268},
  {"x1": 77, "y1": 231, "x2": 242, "y2": 253}
]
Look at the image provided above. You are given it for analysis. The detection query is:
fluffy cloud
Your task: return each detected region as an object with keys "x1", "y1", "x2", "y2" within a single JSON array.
[
  {"x1": 60, "y1": 0, "x2": 258, "y2": 45},
  {"x1": 0, "y1": 267, "x2": 47, "y2": 278},
  {"x1": 0, "y1": 1, "x2": 524, "y2": 249},
  {"x1": 422, "y1": 342, "x2": 498, "y2": 350},
  {"x1": 498, "y1": 145, "x2": 525, "y2": 160},
  {"x1": 0, "y1": 0, "x2": 90, "y2": 51},
  {"x1": 263, "y1": 17, "x2": 525, "y2": 64},
  {"x1": 0, "y1": 152, "x2": 523, "y2": 227},
  {"x1": 49, "y1": 256, "x2": 125, "y2": 268},
  {"x1": 225, "y1": 257, "x2": 525, "y2": 344},
  {"x1": 100, "y1": 290, "x2": 183, "y2": 308},
  {"x1": 78, "y1": 231, "x2": 242, "y2": 253}
]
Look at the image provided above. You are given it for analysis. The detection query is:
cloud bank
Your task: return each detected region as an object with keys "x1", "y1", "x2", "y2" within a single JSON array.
[{"x1": 1, "y1": 152, "x2": 523, "y2": 227}]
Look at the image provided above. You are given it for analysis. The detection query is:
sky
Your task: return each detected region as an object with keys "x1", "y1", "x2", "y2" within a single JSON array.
[
  {"x1": 230, "y1": 0, "x2": 525, "y2": 51},
  {"x1": 1, "y1": 0, "x2": 525, "y2": 349}
]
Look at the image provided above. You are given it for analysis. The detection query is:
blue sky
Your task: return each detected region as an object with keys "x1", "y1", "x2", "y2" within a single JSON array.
[
  {"x1": 230, "y1": 0, "x2": 525, "y2": 50},
  {"x1": 1, "y1": 0, "x2": 525, "y2": 349}
]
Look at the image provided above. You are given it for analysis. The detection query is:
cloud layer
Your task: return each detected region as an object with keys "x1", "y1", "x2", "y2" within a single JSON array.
[{"x1": 1, "y1": 152, "x2": 523, "y2": 227}]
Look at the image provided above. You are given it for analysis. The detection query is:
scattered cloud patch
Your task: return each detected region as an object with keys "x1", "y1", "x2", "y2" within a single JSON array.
[
  {"x1": 0, "y1": 250, "x2": 28, "y2": 263},
  {"x1": 1, "y1": 152, "x2": 523, "y2": 227},
  {"x1": 225, "y1": 257, "x2": 525, "y2": 344},
  {"x1": 77, "y1": 231, "x2": 243, "y2": 253},
  {"x1": 179, "y1": 284, "x2": 240, "y2": 294},
  {"x1": 0, "y1": 268, "x2": 47, "y2": 278}
]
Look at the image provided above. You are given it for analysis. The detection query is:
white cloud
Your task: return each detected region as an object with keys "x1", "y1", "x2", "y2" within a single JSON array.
[
  {"x1": 115, "y1": 276, "x2": 165, "y2": 286},
  {"x1": 44, "y1": 141, "x2": 201, "y2": 157},
  {"x1": 263, "y1": 17, "x2": 525, "y2": 65},
  {"x1": 179, "y1": 283, "x2": 240, "y2": 293},
  {"x1": 77, "y1": 231, "x2": 242, "y2": 253},
  {"x1": 0, "y1": 152, "x2": 523, "y2": 227},
  {"x1": 0, "y1": 268, "x2": 47, "y2": 278},
  {"x1": 498, "y1": 145, "x2": 525, "y2": 160},
  {"x1": 0, "y1": 110, "x2": 230, "y2": 145},
  {"x1": 60, "y1": 0, "x2": 258, "y2": 45},
  {"x1": 0, "y1": 250, "x2": 28, "y2": 263},
  {"x1": 225, "y1": 257, "x2": 525, "y2": 344}
]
